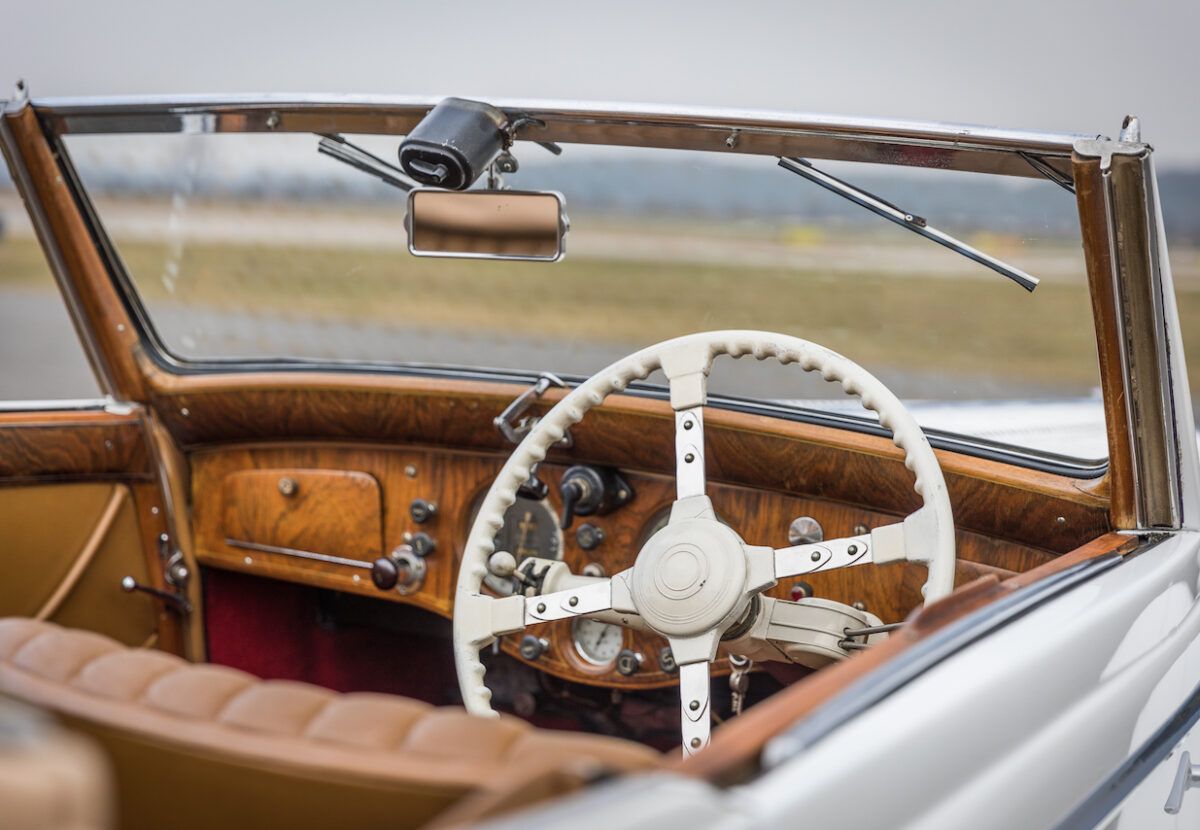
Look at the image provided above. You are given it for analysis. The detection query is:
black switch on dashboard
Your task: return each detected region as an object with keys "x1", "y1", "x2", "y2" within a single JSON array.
[
  {"x1": 558, "y1": 465, "x2": 635, "y2": 530},
  {"x1": 409, "y1": 498, "x2": 437, "y2": 524},
  {"x1": 410, "y1": 532, "x2": 437, "y2": 557}
]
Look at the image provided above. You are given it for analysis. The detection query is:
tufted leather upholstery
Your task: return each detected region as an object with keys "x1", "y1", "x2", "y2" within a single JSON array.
[{"x1": 0, "y1": 618, "x2": 661, "y2": 829}]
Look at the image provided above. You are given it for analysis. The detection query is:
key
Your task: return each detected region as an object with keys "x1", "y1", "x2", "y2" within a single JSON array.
[{"x1": 729, "y1": 655, "x2": 752, "y2": 716}]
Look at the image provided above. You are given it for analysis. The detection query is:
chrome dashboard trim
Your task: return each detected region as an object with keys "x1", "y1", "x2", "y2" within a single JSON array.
[{"x1": 224, "y1": 538, "x2": 373, "y2": 570}]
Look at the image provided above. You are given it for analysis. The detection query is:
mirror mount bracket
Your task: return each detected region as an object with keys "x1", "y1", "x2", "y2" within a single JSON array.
[{"x1": 495, "y1": 373, "x2": 573, "y2": 448}]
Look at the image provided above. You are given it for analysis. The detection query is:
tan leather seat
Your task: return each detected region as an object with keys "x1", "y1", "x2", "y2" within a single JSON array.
[
  {"x1": 0, "y1": 618, "x2": 661, "y2": 830},
  {"x1": 0, "y1": 699, "x2": 113, "y2": 830}
]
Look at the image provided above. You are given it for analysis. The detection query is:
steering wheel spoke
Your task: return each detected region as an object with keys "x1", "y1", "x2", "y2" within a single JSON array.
[
  {"x1": 676, "y1": 658, "x2": 712, "y2": 757},
  {"x1": 523, "y1": 578, "x2": 614, "y2": 624},
  {"x1": 674, "y1": 406, "x2": 706, "y2": 501},
  {"x1": 775, "y1": 530, "x2": 877, "y2": 579}
]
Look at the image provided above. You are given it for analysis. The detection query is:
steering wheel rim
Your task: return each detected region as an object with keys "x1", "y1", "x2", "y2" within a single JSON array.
[{"x1": 453, "y1": 330, "x2": 955, "y2": 745}]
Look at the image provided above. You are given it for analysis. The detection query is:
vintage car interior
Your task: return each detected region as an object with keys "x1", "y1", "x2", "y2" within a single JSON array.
[{"x1": 0, "y1": 92, "x2": 1184, "y2": 829}]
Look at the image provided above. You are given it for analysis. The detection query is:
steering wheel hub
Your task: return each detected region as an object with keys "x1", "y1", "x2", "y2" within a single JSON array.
[{"x1": 631, "y1": 518, "x2": 748, "y2": 637}]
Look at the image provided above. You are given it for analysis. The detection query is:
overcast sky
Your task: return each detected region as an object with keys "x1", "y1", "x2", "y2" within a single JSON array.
[{"x1": 4, "y1": 0, "x2": 1199, "y2": 165}]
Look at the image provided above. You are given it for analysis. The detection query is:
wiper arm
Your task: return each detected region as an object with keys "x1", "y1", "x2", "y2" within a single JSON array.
[
  {"x1": 318, "y1": 133, "x2": 415, "y2": 192},
  {"x1": 778, "y1": 157, "x2": 1038, "y2": 292}
]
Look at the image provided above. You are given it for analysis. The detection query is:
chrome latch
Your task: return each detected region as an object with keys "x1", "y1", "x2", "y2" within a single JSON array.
[
  {"x1": 121, "y1": 576, "x2": 192, "y2": 615},
  {"x1": 494, "y1": 372, "x2": 572, "y2": 447},
  {"x1": 1165, "y1": 750, "x2": 1200, "y2": 814}
]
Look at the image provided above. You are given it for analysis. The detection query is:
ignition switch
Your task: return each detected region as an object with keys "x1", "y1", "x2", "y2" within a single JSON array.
[{"x1": 558, "y1": 465, "x2": 635, "y2": 530}]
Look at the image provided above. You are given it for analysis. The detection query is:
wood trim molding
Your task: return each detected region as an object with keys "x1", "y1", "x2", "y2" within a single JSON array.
[
  {"x1": 3, "y1": 105, "x2": 145, "y2": 400},
  {"x1": 142, "y1": 410, "x2": 206, "y2": 660},
  {"x1": 1073, "y1": 155, "x2": 1134, "y2": 529},
  {"x1": 0, "y1": 410, "x2": 152, "y2": 482}
]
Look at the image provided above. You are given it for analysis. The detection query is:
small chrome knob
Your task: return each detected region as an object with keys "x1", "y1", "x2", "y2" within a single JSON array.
[{"x1": 788, "y1": 516, "x2": 824, "y2": 545}]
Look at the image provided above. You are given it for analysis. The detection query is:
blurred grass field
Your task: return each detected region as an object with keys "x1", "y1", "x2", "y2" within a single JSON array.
[{"x1": 1, "y1": 225, "x2": 1198, "y2": 398}]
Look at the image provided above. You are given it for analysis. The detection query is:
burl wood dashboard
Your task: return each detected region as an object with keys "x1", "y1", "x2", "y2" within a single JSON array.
[{"x1": 191, "y1": 414, "x2": 1109, "y2": 690}]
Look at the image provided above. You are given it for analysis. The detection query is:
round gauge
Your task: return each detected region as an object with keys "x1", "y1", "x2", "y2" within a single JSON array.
[
  {"x1": 480, "y1": 495, "x2": 563, "y2": 594},
  {"x1": 571, "y1": 617, "x2": 624, "y2": 665}
]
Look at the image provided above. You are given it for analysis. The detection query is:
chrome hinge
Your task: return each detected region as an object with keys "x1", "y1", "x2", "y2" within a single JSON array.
[{"x1": 494, "y1": 372, "x2": 572, "y2": 447}]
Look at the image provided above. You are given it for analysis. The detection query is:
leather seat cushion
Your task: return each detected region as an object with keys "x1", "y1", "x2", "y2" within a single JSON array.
[{"x1": 0, "y1": 618, "x2": 661, "y2": 828}]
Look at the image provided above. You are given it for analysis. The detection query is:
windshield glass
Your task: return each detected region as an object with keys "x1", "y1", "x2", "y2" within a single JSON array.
[{"x1": 60, "y1": 130, "x2": 1116, "y2": 463}]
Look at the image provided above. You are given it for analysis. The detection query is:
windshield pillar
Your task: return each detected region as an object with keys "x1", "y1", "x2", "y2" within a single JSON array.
[{"x1": 1074, "y1": 139, "x2": 1199, "y2": 530}]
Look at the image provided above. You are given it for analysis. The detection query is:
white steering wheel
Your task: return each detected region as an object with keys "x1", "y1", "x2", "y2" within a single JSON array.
[{"x1": 454, "y1": 330, "x2": 955, "y2": 755}]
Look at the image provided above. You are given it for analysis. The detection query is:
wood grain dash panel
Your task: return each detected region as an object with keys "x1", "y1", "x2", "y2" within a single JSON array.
[
  {"x1": 222, "y1": 468, "x2": 383, "y2": 562},
  {"x1": 148, "y1": 374, "x2": 1110, "y2": 552},
  {"x1": 193, "y1": 443, "x2": 1070, "y2": 691}
]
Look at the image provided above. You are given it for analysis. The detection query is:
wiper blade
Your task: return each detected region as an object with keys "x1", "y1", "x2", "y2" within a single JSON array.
[
  {"x1": 318, "y1": 133, "x2": 415, "y2": 192},
  {"x1": 778, "y1": 157, "x2": 1038, "y2": 292}
]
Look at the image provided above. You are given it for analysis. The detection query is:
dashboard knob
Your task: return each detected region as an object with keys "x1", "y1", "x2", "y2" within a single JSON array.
[
  {"x1": 576, "y1": 523, "x2": 605, "y2": 551},
  {"x1": 409, "y1": 498, "x2": 437, "y2": 524},
  {"x1": 519, "y1": 634, "x2": 549, "y2": 661},
  {"x1": 370, "y1": 546, "x2": 426, "y2": 594},
  {"x1": 616, "y1": 649, "x2": 643, "y2": 677},
  {"x1": 370, "y1": 556, "x2": 399, "y2": 590},
  {"x1": 488, "y1": 551, "x2": 517, "y2": 578},
  {"x1": 657, "y1": 646, "x2": 678, "y2": 674},
  {"x1": 410, "y1": 532, "x2": 437, "y2": 557}
]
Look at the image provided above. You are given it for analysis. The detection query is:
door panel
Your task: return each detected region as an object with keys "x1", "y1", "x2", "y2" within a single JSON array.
[
  {"x1": 0, "y1": 408, "x2": 190, "y2": 654},
  {"x1": 0, "y1": 482, "x2": 158, "y2": 645}
]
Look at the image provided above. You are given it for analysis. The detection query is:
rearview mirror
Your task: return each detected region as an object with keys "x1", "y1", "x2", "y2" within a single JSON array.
[{"x1": 406, "y1": 190, "x2": 569, "y2": 262}]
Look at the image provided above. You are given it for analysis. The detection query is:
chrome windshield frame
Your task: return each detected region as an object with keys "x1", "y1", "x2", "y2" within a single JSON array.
[
  {"x1": 33, "y1": 94, "x2": 1097, "y2": 181},
  {"x1": 14, "y1": 92, "x2": 1179, "y2": 492}
]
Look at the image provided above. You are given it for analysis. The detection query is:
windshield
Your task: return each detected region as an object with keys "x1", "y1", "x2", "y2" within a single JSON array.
[{"x1": 57, "y1": 130, "x2": 1113, "y2": 463}]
